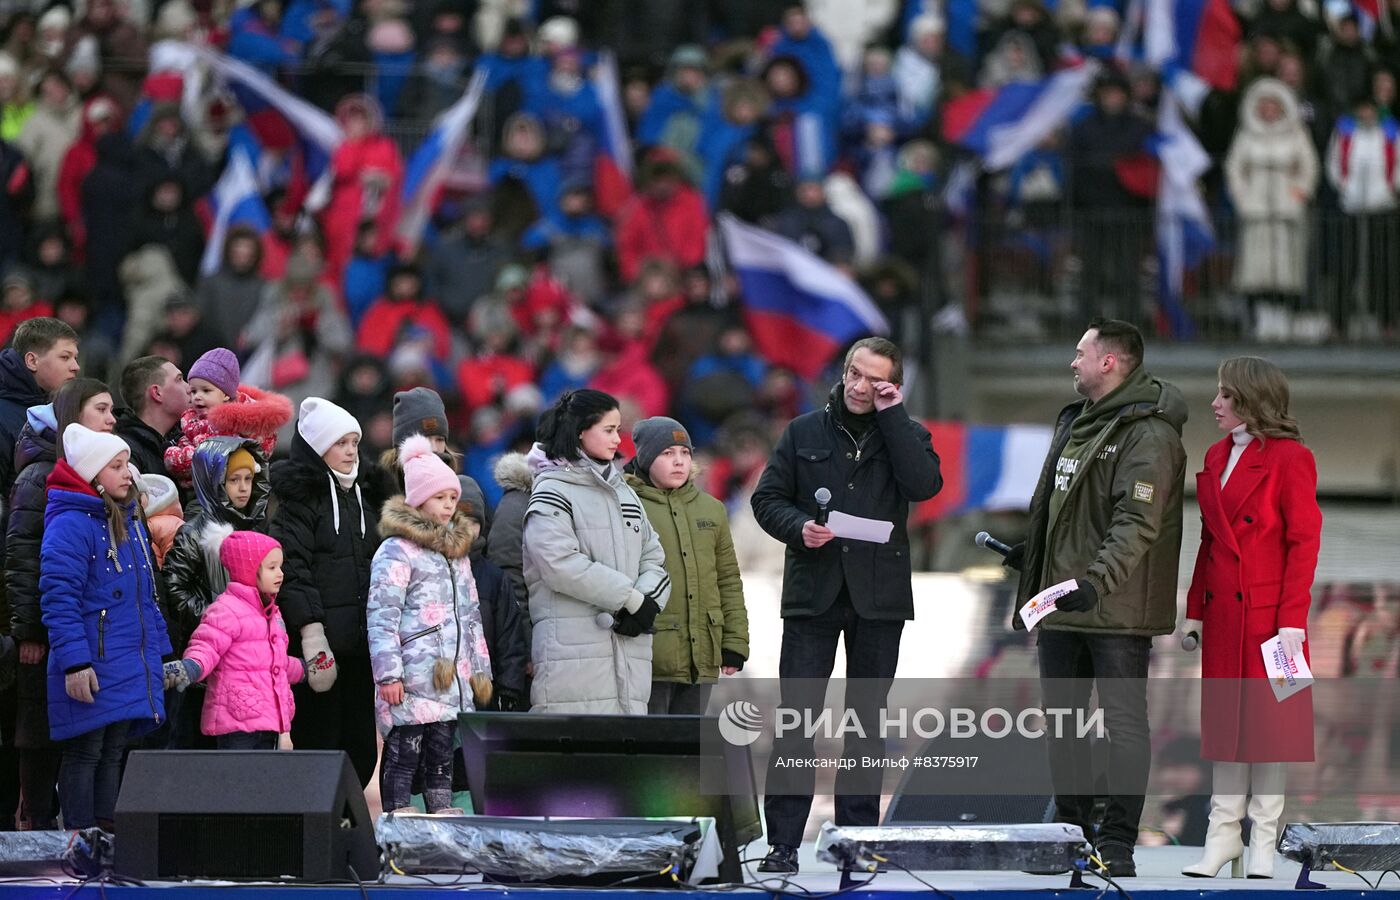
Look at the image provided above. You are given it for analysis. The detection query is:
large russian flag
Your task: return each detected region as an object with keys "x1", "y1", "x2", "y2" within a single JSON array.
[
  {"x1": 941, "y1": 63, "x2": 1098, "y2": 171},
  {"x1": 188, "y1": 43, "x2": 343, "y2": 210},
  {"x1": 912, "y1": 423, "x2": 1054, "y2": 524},
  {"x1": 719, "y1": 213, "x2": 888, "y2": 380},
  {"x1": 1145, "y1": 0, "x2": 1241, "y2": 91},
  {"x1": 397, "y1": 70, "x2": 487, "y2": 254}
]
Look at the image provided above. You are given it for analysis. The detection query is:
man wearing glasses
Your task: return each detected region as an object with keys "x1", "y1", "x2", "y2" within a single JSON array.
[{"x1": 751, "y1": 337, "x2": 943, "y2": 873}]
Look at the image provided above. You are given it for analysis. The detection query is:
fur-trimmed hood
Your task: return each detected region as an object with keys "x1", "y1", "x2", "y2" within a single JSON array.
[
  {"x1": 378, "y1": 497, "x2": 478, "y2": 560},
  {"x1": 493, "y1": 452, "x2": 533, "y2": 493},
  {"x1": 206, "y1": 385, "x2": 294, "y2": 439}
]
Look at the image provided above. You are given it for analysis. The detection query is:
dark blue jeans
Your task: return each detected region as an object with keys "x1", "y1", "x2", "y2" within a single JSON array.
[
  {"x1": 763, "y1": 588, "x2": 904, "y2": 847},
  {"x1": 380, "y1": 722, "x2": 454, "y2": 813},
  {"x1": 1036, "y1": 629, "x2": 1152, "y2": 850},
  {"x1": 216, "y1": 731, "x2": 278, "y2": 750},
  {"x1": 61, "y1": 721, "x2": 129, "y2": 830}
]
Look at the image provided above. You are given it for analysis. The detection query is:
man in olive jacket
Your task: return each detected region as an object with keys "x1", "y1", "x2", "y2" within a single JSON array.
[
  {"x1": 751, "y1": 337, "x2": 942, "y2": 873},
  {"x1": 1006, "y1": 319, "x2": 1187, "y2": 877}
]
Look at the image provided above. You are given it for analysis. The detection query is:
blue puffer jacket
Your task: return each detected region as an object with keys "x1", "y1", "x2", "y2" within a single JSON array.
[{"x1": 40, "y1": 459, "x2": 170, "y2": 742}]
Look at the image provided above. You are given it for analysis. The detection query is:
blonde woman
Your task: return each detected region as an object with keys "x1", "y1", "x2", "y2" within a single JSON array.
[{"x1": 1182, "y1": 357, "x2": 1322, "y2": 879}]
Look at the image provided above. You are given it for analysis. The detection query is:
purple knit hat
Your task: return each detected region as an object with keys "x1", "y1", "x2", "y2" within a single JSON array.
[{"x1": 188, "y1": 348, "x2": 241, "y2": 401}]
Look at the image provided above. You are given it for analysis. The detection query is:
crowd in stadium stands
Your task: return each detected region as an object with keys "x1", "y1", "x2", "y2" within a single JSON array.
[{"x1": 0, "y1": 0, "x2": 1390, "y2": 505}]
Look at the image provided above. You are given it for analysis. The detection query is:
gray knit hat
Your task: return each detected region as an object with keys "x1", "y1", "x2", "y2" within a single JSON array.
[
  {"x1": 392, "y1": 387, "x2": 448, "y2": 447},
  {"x1": 457, "y1": 475, "x2": 490, "y2": 534},
  {"x1": 631, "y1": 417, "x2": 693, "y2": 478}
]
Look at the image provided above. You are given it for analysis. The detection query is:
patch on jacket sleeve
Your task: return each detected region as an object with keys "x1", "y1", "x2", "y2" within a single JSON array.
[{"x1": 1132, "y1": 481, "x2": 1155, "y2": 504}]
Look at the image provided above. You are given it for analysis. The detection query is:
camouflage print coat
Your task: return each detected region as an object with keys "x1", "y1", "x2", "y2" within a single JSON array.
[{"x1": 368, "y1": 499, "x2": 492, "y2": 735}]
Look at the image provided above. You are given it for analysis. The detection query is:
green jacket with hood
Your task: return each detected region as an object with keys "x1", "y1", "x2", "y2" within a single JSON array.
[
  {"x1": 626, "y1": 474, "x2": 750, "y2": 684},
  {"x1": 1015, "y1": 367, "x2": 1188, "y2": 636}
]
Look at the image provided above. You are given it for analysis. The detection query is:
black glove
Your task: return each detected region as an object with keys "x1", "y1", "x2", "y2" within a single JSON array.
[
  {"x1": 721, "y1": 649, "x2": 746, "y2": 671},
  {"x1": 1003, "y1": 542, "x2": 1026, "y2": 571},
  {"x1": 632, "y1": 598, "x2": 661, "y2": 632},
  {"x1": 613, "y1": 609, "x2": 646, "y2": 637},
  {"x1": 1058, "y1": 580, "x2": 1098, "y2": 613},
  {"x1": 494, "y1": 687, "x2": 522, "y2": 712}
]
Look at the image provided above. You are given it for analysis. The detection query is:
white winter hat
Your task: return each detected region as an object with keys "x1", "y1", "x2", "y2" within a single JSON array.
[
  {"x1": 910, "y1": 13, "x2": 946, "y2": 37},
  {"x1": 0, "y1": 54, "x2": 18, "y2": 81},
  {"x1": 538, "y1": 16, "x2": 578, "y2": 48},
  {"x1": 63, "y1": 424, "x2": 131, "y2": 485},
  {"x1": 38, "y1": 6, "x2": 73, "y2": 32},
  {"x1": 138, "y1": 472, "x2": 180, "y2": 515},
  {"x1": 297, "y1": 398, "x2": 361, "y2": 458}
]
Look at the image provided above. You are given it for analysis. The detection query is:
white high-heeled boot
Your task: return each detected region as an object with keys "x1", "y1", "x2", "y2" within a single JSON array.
[
  {"x1": 1183, "y1": 763, "x2": 1248, "y2": 878},
  {"x1": 1246, "y1": 763, "x2": 1287, "y2": 879}
]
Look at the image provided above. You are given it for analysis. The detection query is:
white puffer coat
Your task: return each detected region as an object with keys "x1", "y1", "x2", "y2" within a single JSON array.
[
  {"x1": 521, "y1": 447, "x2": 670, "y2": 714},
  {"x1": 1225, "y1": 78, "x2": 1319, "y2": 294}
]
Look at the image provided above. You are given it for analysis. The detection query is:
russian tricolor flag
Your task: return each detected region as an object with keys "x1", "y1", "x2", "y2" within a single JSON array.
[
  {"x1": 592, "y1": 50, "x2": 634, "y2": 218},
  {"x1": 719, "y1": 213, "x2": 888, "y2": 380},
  {"x1": 200, "y1": 145, "x2": 272, "y2": 276},
  {"x1": 941, "y1": 63, "x2": 1098, "y2": 171},
  {"x1": 188, "y1": 43, "x2": 343, "y2": 211},
  {"x1": 1153, "y1": 87, "x2": 1212, "y2": 338},
  {"x1": 913, "y1": 423, "x2": 1054, "y2": 524},
  {"x1": 1145, "y1": 0, "x2": 1241, "y2": 92},
  {"x1": 397, "y1": 70, "x2": 486, "y2": 254}
]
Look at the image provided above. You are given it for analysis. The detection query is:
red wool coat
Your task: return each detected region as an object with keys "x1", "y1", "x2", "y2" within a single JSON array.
[{"x1": 1187, "y1": 434, "x2": 1322, "y2": 762}]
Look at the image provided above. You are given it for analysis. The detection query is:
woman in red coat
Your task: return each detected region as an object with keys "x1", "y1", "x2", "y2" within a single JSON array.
[{"x1": 1181, "y1": 356, "x2": 1321, "y2": 880}]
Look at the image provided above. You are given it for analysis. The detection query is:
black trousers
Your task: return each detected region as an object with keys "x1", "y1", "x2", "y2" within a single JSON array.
[
  {"x1": 289, "y1": 650, "x2": 377, "y2": 788},
  {"x1": 1036, "y1": 629, "x2": 1152, "y2": 850},
  {"x1": 763, "y1": 587, "x2": 904, "y2": 847}
]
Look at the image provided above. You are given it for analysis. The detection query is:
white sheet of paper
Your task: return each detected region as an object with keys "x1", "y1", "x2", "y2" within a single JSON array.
[
  {"x1": 1261, "y1": 635, "x2": 1313, "y2": 702},
  {"x1": 1018, "y1": 579, "x2": 1079, "y2": 631},
  {"x1": 825, "y1": 511, "x2": 893, "y2": 544}
]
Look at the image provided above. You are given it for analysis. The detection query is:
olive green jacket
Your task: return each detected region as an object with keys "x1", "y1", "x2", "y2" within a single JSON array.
[
  {"x1": 627, "y1": 476, "x2": 750, "y2": 683},
  {"x1": 1015, "y1": 371, "x2": 1189, "y2": 636}
]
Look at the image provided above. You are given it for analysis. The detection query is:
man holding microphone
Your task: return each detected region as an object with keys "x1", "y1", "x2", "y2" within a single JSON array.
[{"x1": 751, "y1": 337, "x2": 942, "y2": 873}]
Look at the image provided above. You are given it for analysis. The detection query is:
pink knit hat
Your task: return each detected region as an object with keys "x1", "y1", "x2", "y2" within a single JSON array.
[
  {"x1": 220, "y1": 530, "x2": 283, "y2": 589},
  {"x1": 402, "y1": 434, "x2": 460, "y2": 508}
]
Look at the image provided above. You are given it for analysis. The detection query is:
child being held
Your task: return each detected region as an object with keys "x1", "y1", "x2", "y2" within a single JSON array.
[
  {"x1": 164, "y1": 348, "x2": 292, "y2": 488},
  {"x1": 164, "y1": 526, "x2": 303, "y2": 750},
  {"x1": 369, "y1": 436, "x2": 493, "y2": 814}
]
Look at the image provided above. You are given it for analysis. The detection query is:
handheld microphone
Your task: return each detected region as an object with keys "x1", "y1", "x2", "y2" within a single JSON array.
[
  {"x1": 1182, "y1": 631, "x2": 1200, "y2": 651},
  {"x1": 974, "y1": 531, "x2": 1014, "y2": 557},
  {"x1": 814, "y1": 487, "x2": 832, "y2": 526},
  {"x1": 596, "y1": 612, "x2": 615, "y2": 630}
]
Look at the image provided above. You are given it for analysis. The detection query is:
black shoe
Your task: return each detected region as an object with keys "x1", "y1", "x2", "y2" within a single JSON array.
[
  {"x1": 1094, "y1": 843, "x2": 1137, "y2": 878},
  {"x1": 757, "y1": 844, "x2": 799, "y2": 874}
]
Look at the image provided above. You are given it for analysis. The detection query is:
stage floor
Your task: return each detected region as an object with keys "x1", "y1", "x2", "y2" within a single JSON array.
[{"x1": 0, "y1": 846, "x2": 1393, "y2": 898}]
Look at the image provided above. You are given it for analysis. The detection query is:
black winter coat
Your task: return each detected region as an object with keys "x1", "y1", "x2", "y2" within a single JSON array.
[
  {"x1": 114, "y1": 409, "x2": 178, "y2": 483},
  {"x1": 470, "y1": 552, "x2": 530, "y2": 705},
  {"x1": 269, "y1": 431, "x2": 384, "y2": 658},
  {"x1": 163, "y1": 436, "x2": 270, "y2": 651},
  {"x1": 82, "y1": 133, "x2": 143, "y2": 312},
  {"x1": 4, "y1": 419, "x2": 55, "y2": 644},
  {"x1": 0, "y1": 348, "x2": 45, "y2": 505},
  {"x1": 751, "y1": 389, "x2": 943, "y2": 621}
]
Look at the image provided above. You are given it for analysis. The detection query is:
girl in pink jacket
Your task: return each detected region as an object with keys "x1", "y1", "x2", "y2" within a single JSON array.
[{"x1": 163, "y1": 525, "x2": 305, "y2": 749}]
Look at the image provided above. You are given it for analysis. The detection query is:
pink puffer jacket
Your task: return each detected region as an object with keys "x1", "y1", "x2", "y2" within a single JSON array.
[{"x1": 184, "y1": 583, "x2": 304, "y2": 736}]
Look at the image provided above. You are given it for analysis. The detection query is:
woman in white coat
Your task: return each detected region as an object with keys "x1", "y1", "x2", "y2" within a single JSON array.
[
  {"x1": 1225, "y1": 78, "x2": 1319, "y2": 333},
  {"x1": 521, "y1": 389, "x2": 671, "y2": 714}
]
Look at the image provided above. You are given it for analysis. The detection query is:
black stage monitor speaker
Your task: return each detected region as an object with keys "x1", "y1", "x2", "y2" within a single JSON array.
[
  {"x1": 459, "y1": 712, "x2": 762, "y2": 883},
  {"x1": 115, "y1": 750, "x2": 379, "y2": 882},
  {"x1": 885, "y1": 732, "x2": 1055, "y2": 826}
]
